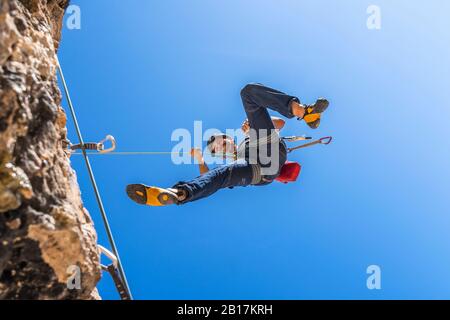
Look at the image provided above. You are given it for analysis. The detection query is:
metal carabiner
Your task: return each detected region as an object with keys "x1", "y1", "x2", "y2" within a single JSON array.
[
  {"x1": 319, "y1": 136, "x2": 333, "y2": 145},
  {"x1": 287, "y1": 136, "x2": 333, "y2": 153},
  {"x1": 98, "y1": 245, "x2": 131, "y2": 300},
  {"x1": 99, "y1": 245, "x2": 118, "y2": 269},
  {"x1": 97, "y1": 135, "x2": 116, "y2": 154}
]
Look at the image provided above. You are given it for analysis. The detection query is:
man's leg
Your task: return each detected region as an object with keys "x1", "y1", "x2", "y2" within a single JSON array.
[
  {"x1": 240, "y1": 83, "x2": 300, "y2": 131},
  {"x1": 126, "y1": 160, "x2": 271, "y2": 206},
  {"x1": 240, "y1": 83, "x2": 328, "y2": 130},
  {"x1": 171, "y1": 161, "x2": 258, "y2": 204},
  {"x1": 240, "y1": 83, "x2": 296, "y2": 178}
]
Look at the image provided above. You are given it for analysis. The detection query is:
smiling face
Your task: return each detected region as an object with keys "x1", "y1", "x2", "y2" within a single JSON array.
[{"x1": 207, "y1": 134, "x2": 236, "y2": 156}]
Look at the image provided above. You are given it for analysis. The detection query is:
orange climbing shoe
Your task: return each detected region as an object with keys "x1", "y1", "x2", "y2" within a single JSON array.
[
  {"x1": 301, "y1": 98, "x2": 329, "y2": 129},
  {"x1": 126, "y1": 184, "x2": 179, "y2": 206}
]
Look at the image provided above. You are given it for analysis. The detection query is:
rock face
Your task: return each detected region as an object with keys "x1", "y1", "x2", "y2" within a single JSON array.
[{"x1": 0, "y1": 0, "x2": 101, "y2": 299}]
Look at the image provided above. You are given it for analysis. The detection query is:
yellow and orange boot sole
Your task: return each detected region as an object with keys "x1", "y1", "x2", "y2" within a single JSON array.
[
  {"x1": 303, "y1": 98, "x2": 329, "y2": 129},
  {"x1": 126, "y1": 184, "x2": 178, "y2": 206}
]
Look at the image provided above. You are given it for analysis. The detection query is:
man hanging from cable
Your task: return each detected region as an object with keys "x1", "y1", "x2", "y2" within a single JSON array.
[{"x1": 126, "y1": 83, "x2": 329, "y2": 206}]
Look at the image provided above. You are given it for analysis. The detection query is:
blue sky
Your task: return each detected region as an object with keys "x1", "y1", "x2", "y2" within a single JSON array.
[{"x1": 58, "y1": 0, "x2": 450, "y2": 299}]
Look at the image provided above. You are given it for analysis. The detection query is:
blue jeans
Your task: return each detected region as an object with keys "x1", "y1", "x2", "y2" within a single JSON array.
[{"x1": 172, "y1": 83, "x2": 299, "y2": 204}]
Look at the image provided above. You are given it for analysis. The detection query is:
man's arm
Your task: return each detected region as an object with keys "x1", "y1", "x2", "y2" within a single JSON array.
[
  {"x1": 191, "y1": 148, "x2": 209, "y2": 174},
  {"x1": 241, "y1": 116, "x2": 285, "y2": 133}
]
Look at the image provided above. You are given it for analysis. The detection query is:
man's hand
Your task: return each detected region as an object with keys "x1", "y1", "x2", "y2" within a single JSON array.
[
  {"x1": 241, "y1": 119, "x2": 250, "y2": 134},
  {"x1": 241, "y1": 117, "x2": 285, "y2": 133},
  {"x1": 190, "y1": 148, "x2": 204, "y2": 163},
  {"x1": 271, "y1": 117, "x2": 285, "y2": 130},
  {"x1": 190, "y1": 148, "x2": 209, "y2": 174}
]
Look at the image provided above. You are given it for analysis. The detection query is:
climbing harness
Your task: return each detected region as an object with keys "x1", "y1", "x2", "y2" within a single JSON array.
[{"x1": 56, "y1": 57, "x2": 133, "y2": 300}]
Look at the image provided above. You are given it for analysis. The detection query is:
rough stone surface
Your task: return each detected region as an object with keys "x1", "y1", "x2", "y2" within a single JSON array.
[{"x1": 0, "y1": 0, "x2": 101, "y2": 299}]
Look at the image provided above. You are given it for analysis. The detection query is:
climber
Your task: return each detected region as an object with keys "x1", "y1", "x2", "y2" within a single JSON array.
[{"x1": 126, "y1": 83, "x2": 329, "y2": 206}]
